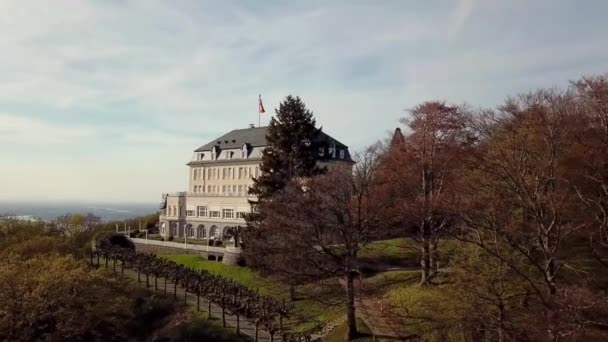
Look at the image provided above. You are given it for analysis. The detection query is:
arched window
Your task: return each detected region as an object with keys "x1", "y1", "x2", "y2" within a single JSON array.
[
  {"x1": 185, "y1": 224, "x2": 194, "y2": 238},
  {"x1": 161, "y1": 222, "x2": 166, "y2": 236},
  {"x1": 197, "y1": 225, "x2": 206, "y2": 239},
  {"x1": 209, "y1": 225, "x2": 220, "y2": 239}
]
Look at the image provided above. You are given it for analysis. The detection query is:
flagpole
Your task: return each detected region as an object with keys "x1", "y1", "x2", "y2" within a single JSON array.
[{"x1": 258, "y1": 94, "x2": 261, "y2": 127}]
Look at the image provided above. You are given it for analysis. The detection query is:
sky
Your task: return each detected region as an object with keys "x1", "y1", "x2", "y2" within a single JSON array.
[{"x1": 1, "y1": 0, "x2": 608, "y2": 203}]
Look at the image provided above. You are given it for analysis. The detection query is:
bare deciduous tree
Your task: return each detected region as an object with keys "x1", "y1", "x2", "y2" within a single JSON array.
[
  {"x1": 254, "y1": 148, "x2": 387, "y2": 340},
  {"x1": 378, "y1": 101, "x2": 471, "y2": 285}
]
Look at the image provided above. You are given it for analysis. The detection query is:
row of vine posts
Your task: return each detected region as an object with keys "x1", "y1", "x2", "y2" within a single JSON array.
[{"x1": 92, "y1": 244, "x2": 314, "y2": 342}]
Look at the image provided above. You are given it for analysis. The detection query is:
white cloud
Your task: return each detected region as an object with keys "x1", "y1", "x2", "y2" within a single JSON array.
[
  {"x1": 448, "y1": 0, "x2": 476, "y2": 37},
  {"x1": 0, "y1": 114, "x2": 95, "y2": 145}
]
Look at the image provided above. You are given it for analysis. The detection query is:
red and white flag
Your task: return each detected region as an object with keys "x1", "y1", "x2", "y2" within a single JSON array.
[{"x1": 258, "y1": 94, "x2": 265, "y2": 114}]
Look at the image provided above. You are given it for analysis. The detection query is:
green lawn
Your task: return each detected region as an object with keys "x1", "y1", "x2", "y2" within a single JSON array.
[
  {"x1": 360, "y1": 238, "x2": 463, "y2": 267},
  {"x1": 163, "y1": 254, "x2": 273, "y2": 293},
  {"x1": 323, "y1": 318, "x2": 374, "y2": 342}
]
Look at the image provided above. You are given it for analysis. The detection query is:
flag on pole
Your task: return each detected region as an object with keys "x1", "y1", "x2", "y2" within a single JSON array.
[{"x1": 258, "y1": 94, "x2": 265, "y2": 114}]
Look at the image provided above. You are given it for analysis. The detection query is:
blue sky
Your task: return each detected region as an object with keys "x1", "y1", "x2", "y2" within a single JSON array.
[{"x1": 1, "y1": 0, "x2": 608, "y2": 203}]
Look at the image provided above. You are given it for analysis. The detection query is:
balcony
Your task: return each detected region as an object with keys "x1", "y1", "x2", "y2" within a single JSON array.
[{"x1": 165, "y1": 191, "x2": 255, "y2": 198}]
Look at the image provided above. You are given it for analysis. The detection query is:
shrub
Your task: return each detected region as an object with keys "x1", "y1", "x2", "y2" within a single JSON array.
[
  {"x1": 168, "y1": 236, "x2": 174, "y2": 242},
  {"x1": 214, "y1": 240, "x2": 223, "y2": 247}
]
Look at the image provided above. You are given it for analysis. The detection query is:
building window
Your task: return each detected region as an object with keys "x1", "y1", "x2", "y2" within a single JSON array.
[
  {"x1": 232, "y1": 185, "x2": 237, "y2": 194},
  {"x1": 186, "y1": 210, "x2": 195, "y2": 217},
  {"x1": 236, "y1": 211, "x2": 247, "y2": 219},
  {"x1": 222, "y1": 209, "x2": 234, "y2": 219},
  {"x1": 209, "y1": 210, "x2": 221, "y2": 218},
  {"x1": 241, "y1": 144, "x2": 248, "y2": 159},
  {"x1": 255, "y1": 166, "x2": 259, "y2": 178},
  {"x1": 319, "y1": 147, "x2": 325, "y2": 156},
  {"x1": 339, "y1": 149, "x2": 345, "y2": 159},
  {"x1": 329, "y1": 142, "x2": 336, "y2": 157},
  {"x1": 197, "y1": 206, "x2": 207, "y2": 217}
]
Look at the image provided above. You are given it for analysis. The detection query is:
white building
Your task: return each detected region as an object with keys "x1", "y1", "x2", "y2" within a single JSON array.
[{"x1": 159, "y1": 126, "x2": 353, "y2": 241}]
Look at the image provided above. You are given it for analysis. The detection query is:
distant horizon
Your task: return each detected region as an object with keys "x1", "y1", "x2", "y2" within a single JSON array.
[
  {"x1": 0, "y1": 200, "x2": 158, "y2": 221},
  {"x1": 0, "y1": 198, "x2": 158, "y2": 205}
]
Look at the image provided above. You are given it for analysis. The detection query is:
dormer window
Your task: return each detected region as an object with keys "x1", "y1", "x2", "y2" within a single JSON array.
[
  {"x1": 339, "y1": 149, "x2": 345, "y2": 159},
  {"x1": 329, "y1": 142, "x2": 336, "y2": 158},
  {"x1": 241, "y1": 144, "x2": 249, "y2": 159},
  {"x1": 211, "y1": 146, "x2": 219, "y2": 160},
  {"x1": 228, "y1": 151, "x2": 234, "y2": 160}
]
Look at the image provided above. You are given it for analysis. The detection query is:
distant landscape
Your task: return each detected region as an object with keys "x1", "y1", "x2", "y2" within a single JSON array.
[{"x1": 0, "y1": 201, "x2": 157, "y2": 221}]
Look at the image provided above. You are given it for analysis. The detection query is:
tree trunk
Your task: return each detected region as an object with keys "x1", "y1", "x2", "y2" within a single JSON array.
[
  {"x1": 345, "y1": 272, "x2": 358, "y2": 341},
  {"x1": 146, "y1": 273, "x2": 150, "y2": 288},
  {"x1": 184, "y1": 288, "x2": 188, "y2": 304},
  {"x1": 430, "y1": 238, "x2": 439, "y2": 273},
  {"x1": 154, "y1": 274, "x2": 158, "y2": 290},
  {"x1": 113, "y1": 258, "x2": 116, "y2": 272},
  {"x1": 137, "y1": 268, "x2": 141, "y2": 283},
  {"x1": 289, "y1": 284, "x2": 296, "y2": 301},
  {"x1": 208, "y1": 300, "x2": 212, "y2": 319},
  {"x1": 90, "y1": 251, "x2": 94, "y2": 266},
  {"x1": 121, "y1": 259, "x2": 124, "y2": 274},
  {"x1": 174, "y1": 279, "x2": 177, "y2": 300},
  {"x1": 255, "y1": 322, "x2": 259, "y2": 342},
  {"x1": 197, "y1": 292, "x2": 200, "y2": 311},
  {"x1": 546, "y1": 258, "x2": 558, "y2": 295},
  {"x1": 420, "y1": 233, "x2": 432, "y2": 286},
  {"x1": 164, "y1": 277, "x2": 167, "y2": 294}
]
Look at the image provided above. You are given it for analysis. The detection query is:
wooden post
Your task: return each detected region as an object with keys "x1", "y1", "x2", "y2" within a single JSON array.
[{"x1": 236, "y1": 314, "x2": 240, "y2": 336}]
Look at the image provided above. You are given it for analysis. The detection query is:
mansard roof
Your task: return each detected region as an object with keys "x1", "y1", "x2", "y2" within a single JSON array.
[{"x1": 194, "y1": 126, "x2": 351, "y2": 155}]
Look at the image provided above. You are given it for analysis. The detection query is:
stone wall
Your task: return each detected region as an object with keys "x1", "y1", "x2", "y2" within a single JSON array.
[
  {"x1": 131, "y1": 238, "x2": 242, "y2": 265},
  {"x1": 133, "y1": 242, "x2": 202, "y2": 256}
]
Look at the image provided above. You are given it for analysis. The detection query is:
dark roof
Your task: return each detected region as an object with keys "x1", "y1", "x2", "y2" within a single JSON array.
[
  {"x1": 194, "y1": 126, "x2": 350, "y2": 152},
  {"x1": 195, "y1": 127, "x2": 268, "y2": 152}
]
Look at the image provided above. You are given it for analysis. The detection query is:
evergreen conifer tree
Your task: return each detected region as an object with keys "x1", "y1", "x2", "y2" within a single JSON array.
[{"x1": 248, "y1": 95, "x2": 324, "y2": 204}]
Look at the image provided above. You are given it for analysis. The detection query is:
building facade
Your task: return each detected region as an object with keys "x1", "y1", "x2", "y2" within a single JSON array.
[{"x1": 158, "y1": 126, "x2": 353, "y2": 241}]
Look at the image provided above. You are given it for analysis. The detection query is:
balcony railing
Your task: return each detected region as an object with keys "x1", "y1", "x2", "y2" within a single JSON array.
[{"x1": 165, "y1": 191, "x2": 255, "y2": 198}]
